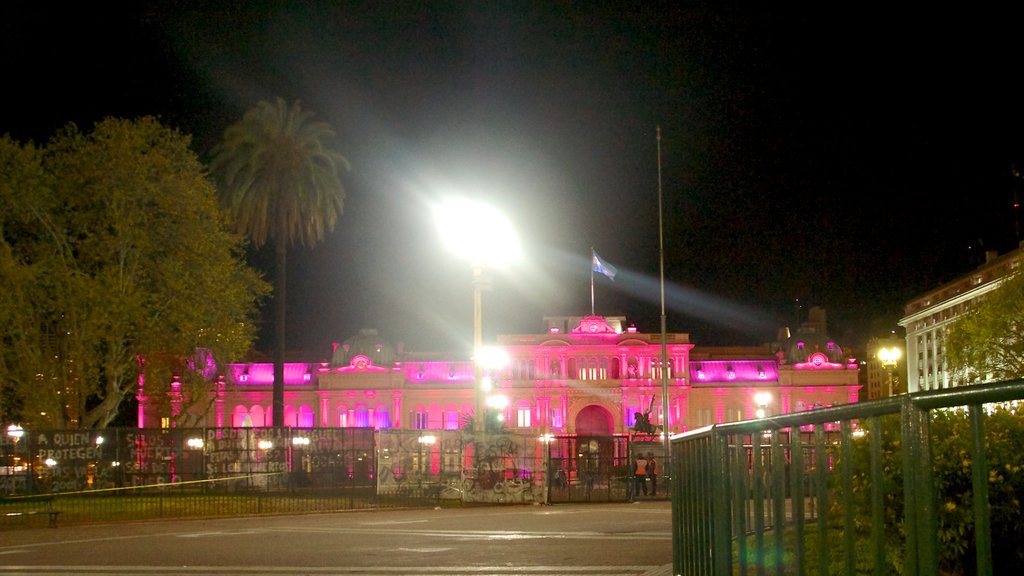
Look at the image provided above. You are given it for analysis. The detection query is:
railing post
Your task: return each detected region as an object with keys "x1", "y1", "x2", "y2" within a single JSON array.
[
  {"x1": 790, "y1": 425, "x2": 805, "y2": 576},
  {"x1": 869, "y1": 415, "x2": 885, "y2": 576},
  {"x1": 813, "y1": 427, "x2": 829, "y2": 576},
  {"x1": 712, "y1": 428, "x2": 733, "y2": 576},
  {"x1": 841, "y1": 421, "x2": 855, "y2": 576},
  {"x1": 771, "y1": 429, "x2": 786, "y2": 576},
  {"x1": 968, "y1": 404, "x2": 993, "y2": 576},
  {"x1": 902, "y1": 395, "x2": 938, "y2": 575}
]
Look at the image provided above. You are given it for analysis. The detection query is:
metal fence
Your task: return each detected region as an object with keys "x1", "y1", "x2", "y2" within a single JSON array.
[
  {"x1": 0, "y1": 426, "x2": 560, "y2": 528},
  {"x1": 670, "y1": 378, "x2": 1024, "y2": 576},
  {"x1": 2, "y1": 427, "x2": 377, "y2": 495},
  {"x1": 0, "y1": 426, "x2": 399, "y2": 528}
]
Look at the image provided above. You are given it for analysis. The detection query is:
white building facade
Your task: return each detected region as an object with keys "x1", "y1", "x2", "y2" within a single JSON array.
[{"x1": 899, "y1": 243, "x2": 1024, "y2": 392}]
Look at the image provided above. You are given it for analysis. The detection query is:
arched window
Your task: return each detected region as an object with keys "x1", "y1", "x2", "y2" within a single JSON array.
[
  {"x1": 249, "y1": 405, "x2": 266, "y2": 427},
  {"x1": 374, "y1": 403, "x2": 391, "y2": 429},
  {"x1": 232, "y1": 405, "x2": 248, "y2": 427},
  {"x1": 354, "y1": 404, "x2": 370, "y2": 427},
  {"x1": 284, "y1": 405, "x2": 297, "y2": 427},
  {"x1": 298, "y1": 405, "x2": 315, "y2": 428}
]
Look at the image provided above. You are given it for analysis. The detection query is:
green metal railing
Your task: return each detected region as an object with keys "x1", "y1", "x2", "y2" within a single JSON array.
[{"x1": 670, "y1": 378, "x2": 1024, "y2": 576}]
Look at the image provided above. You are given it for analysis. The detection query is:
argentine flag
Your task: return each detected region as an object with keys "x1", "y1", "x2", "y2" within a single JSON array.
[{"x1": 592, "y1": 250, "x2": 618, "y2": 281}]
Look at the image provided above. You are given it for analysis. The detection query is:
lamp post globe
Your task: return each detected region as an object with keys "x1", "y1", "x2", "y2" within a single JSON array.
[{"x1": 878, "y1": 346, "x2": 901, "y2": 397}]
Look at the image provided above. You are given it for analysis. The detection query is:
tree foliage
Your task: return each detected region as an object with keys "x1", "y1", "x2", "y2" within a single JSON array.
[
  {"x1": 0, "y1": 118, "x2": 269, "y2": 428},
  {"x1": 210, "y1": 98, "x2": 348, "y2": 426},
  {"x1": 836, "y1": 408, "x2": 1024, "y2": 574},
  {"x1": 946, "y1": 271, "x2": 1024, "y2": 384}
]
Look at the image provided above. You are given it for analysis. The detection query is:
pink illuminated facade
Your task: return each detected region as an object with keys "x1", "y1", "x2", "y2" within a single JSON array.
[{"x1": 142, "y1": 309, "x2": 861, "y2": 435}]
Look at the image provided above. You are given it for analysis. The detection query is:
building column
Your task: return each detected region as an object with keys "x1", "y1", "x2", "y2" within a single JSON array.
[
  {"x1": 391, "y1": 394, "x2": 403, "y2": 429},
  {"x1": 318, "y1": 394, "x2": 330, "y2": 427}
]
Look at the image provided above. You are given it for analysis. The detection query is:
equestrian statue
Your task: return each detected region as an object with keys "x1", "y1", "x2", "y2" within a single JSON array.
[{"x1": 632, "y1": 396, "x2": 662, "y2": 436}]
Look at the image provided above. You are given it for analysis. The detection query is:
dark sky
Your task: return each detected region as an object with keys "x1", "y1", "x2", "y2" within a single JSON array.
[{"x1": 4, "y1": 2, "x2": 1024, "y2": 359}]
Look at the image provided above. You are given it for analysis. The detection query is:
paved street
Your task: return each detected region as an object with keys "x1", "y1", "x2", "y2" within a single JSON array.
[{"x1": 0, "y1": 501, "x2": 673, "y2": 576}]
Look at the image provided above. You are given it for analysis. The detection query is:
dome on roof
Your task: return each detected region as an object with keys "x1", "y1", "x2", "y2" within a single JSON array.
[
  {"x1": 782, "y1": 330, "x2": 844, "y2": 365},
  {"x1": 331, "y1": 329, "x2": 397, "y2": 368},
  {"x1": 777, "y1": 306, "x2": 845, "y2": 364}
]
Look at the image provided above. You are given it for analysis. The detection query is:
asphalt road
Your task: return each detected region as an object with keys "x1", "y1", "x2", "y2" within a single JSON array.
[{"x1": 0, "y1": 501, "x2": 673, "y2": 576}]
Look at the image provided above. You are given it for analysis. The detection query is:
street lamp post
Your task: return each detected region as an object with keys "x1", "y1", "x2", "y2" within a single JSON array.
[
  {"x1": 435, "y1": 198, "x2": 520, "y2": 433},
  {"x1": 6, "y1": 425, "x2": 25, "y2": 482},
  {"x1": 878, "y1": 347, "x2": 901, "y2": 397},
  {"x1": 754, "y1": 392, "x2": 772, "y2": 419}
]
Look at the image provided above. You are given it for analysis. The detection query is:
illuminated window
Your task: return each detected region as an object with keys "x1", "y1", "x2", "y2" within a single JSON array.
[
  {"x1": 626, "y1": 407, "x2": 641, "y2": 428},
  {"x1": 443, "y1": 410, "x2": 459, "y2": 430},
  {"x1": 516, "y1": 407, "x2": 531, "y2": 427},
  {"x1": 354, "y1": 407, "x2": 370, "y2": 427}
]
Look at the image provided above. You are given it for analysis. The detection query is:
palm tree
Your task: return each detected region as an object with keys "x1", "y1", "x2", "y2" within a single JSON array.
[{"x1": 211, "y1": 97, "x2": 349, "y2": 426}]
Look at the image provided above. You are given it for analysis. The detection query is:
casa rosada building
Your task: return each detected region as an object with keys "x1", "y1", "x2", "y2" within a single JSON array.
[{"x1": 141, "y1": 311, "x2": 861, "y2": 435}]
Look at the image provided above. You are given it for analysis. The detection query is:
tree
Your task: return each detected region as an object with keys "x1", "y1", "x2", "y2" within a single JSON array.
[
  {"x1": 945, "y1": 271, "x2": 1024, "y2": 384},
  {"x1": 210, "y1": 98, "x2": 349, "y2": 426},
  {"x1": 0, "y1": 118, "x2": 269, "y2": 428}
]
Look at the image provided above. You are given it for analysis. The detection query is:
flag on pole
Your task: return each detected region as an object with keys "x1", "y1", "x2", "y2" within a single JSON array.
[{"x1": 592, "y1": 250, "x2": 618, "y2": 281}]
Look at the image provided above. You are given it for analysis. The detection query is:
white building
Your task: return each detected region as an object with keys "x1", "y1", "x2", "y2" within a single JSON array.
[{"x1": 899, "y1": 242, "x2": 1024, "y2": 392}]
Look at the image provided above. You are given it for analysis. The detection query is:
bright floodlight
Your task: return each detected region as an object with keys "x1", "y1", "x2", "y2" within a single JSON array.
[{"x1": 435, "y1": 198, "x2": 520, "y2": 266}]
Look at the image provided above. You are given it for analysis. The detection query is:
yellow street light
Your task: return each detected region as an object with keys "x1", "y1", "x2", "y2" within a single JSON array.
[{"x1": 878, "y1": 346, "x2": 901, "y2": 397}]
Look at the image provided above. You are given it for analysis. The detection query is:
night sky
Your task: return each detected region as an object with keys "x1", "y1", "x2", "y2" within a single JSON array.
[{"x1": 4, "y1": 3, "x2": 1023, "y2": 359}]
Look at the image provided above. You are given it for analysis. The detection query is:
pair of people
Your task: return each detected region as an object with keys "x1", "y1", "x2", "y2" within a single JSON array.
[{"x1": 630, "y1": 451, "x2": 657, "y2": 501}]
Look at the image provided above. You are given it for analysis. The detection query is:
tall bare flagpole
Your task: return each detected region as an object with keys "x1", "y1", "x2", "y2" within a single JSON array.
[
  {"x1": 589, "y1": 247, "x2": 595, "y2": 316},
  {"x1": 657, "y1": 126, "x2": 672, "y2": 485}
]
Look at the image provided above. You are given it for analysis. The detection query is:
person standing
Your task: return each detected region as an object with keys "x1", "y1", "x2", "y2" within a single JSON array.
[
  {"x1": 646, "y1": 452, "x2": 657, "y2": 497},
  {"x1": 632, "y1": 451, "x2": 649, "y2": 501}
]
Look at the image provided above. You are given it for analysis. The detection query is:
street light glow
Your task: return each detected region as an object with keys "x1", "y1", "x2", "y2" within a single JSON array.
[
  {"x1": 754, "y1": 392, "x2": 771, "y2": 419},
  {"x1": 435, "y1": 197, "x2": 520, "y2": 433},
  {"x1": 475, "y1": 346, "x2": 509, "y2": 371},
  {"x1": 485, "y1": 395, "x2": 509, "y2": 409},
  {"x1": 434, "y1": 197, "x2": 521, "y2": 267},
  {"x1": 878, "y1": 347, "x2": 901, "y2": 366}
]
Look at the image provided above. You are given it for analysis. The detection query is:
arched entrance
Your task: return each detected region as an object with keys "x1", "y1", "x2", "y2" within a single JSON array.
[{"x1": 575, "y1": 404, "x2": 613, "y2": 436}]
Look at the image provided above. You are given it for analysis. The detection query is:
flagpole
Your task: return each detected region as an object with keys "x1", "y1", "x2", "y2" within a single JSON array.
[
  {"x1": 590, "y1": 247, "x2": 595, "y2": 315},
  {"x1": 657, "y1": 126, "x2": 672, "y2": 487}
]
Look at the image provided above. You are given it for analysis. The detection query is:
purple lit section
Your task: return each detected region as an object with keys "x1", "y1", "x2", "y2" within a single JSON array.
[
  {"x1": 228, "y1": 363, "x2": 317, "y2": 386},
  {"x1": 793, "y1": 352, "x2": 843, "y2": 370},
  {"x1": 690, "y1": 360, "x2": 777, "y2": 383}
]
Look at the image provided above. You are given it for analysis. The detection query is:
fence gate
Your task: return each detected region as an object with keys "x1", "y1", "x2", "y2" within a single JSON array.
[{"x1": 547, "y1": 434, "x2": 630, "y2": 503}]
